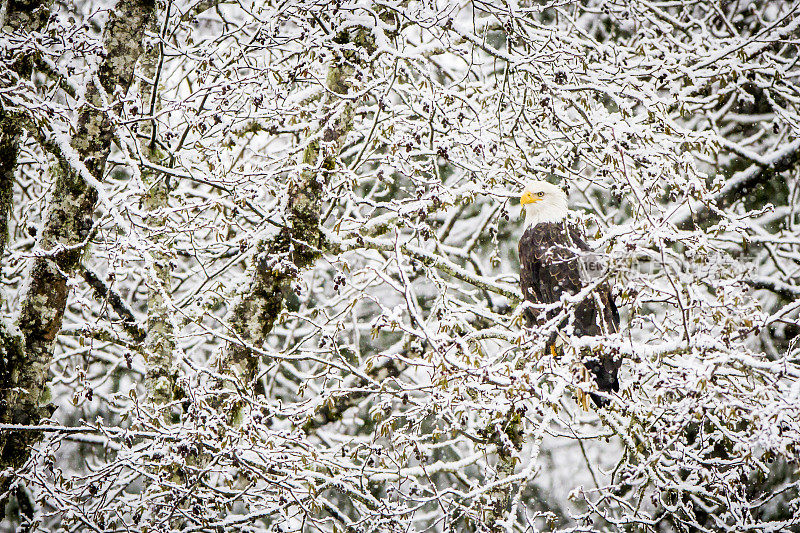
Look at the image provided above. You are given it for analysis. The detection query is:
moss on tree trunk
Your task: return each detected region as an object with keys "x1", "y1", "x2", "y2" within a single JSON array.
[
  {"x1": 223, "y1": 28, "x2": 374, "y2": 391},
  {"x1": 0, "y1": 0, "x2": 156, "y2": 482}
]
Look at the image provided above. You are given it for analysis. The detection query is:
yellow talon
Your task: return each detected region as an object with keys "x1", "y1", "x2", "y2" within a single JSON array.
[
  {"x1": 575, "y1": 388, "x2": 590, "y2": 411},
  {"x1": 574, "y1": 366, "x2": 592, "y2": 411}
]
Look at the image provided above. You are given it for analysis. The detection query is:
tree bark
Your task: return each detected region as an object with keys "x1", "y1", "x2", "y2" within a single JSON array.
[
  {"x1": 0, "y1": 0, "x2": 156, "y2": 474},
  {"x1": 137, "y1": 10, "x2": 177, "y2": 410},
  {"x1": 222, "y1": 29, "x2": 373, "y2": 390},
  {"x1": 0, "y1": 0, "x2": 54, "y2": 288}
]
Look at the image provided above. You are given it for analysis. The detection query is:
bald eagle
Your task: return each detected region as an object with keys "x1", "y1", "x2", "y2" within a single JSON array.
[{"x1": 518, "y1": 181, "x2": 620, "y2": 407}]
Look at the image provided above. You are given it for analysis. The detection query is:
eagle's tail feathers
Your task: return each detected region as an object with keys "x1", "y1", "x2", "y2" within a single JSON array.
[{"x1": 584, "y1": 356, "x2": 620, "y2": 409}]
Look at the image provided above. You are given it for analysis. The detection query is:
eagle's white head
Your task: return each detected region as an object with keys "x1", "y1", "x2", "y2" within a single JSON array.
[{"x1": 520, "y1": 180, "x2": 569, "y2": 228}]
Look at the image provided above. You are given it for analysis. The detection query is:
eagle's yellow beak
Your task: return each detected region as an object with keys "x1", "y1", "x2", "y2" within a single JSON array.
[{"x1": 520, "y1": 191, "x2": 541, "y2": 205}]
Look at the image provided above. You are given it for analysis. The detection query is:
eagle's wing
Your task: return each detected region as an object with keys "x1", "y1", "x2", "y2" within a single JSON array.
[
  {"x1": 520, "y1": 223, "x2": 575, "y2": 318},
  {"x1": 519, "y1": 222, "x2": 620, "y2": 406},
  {"x1": 518, "y1": 222, "x2": 589, "y2": 319},
  {"x1": 564, "y1": 225, "x2": 620, "y2": 337}
]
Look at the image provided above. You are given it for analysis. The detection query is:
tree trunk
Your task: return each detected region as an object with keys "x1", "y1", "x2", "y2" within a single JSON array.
[
  {"x1": 0, "y1": 0, "x2": 156, "y2": 482},
  {"x1": 221, "y1": 28, "x2": 374, "y2": 391}
]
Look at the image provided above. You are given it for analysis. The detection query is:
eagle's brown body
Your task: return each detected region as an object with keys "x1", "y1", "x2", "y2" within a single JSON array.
[{"x1": 519, "y1": 221, "x2": 620, "y2": 406}]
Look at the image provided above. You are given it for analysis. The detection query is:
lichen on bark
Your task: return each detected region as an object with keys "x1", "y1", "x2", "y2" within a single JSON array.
[
  {"x1": 222, "y1": 28, "x2": 372, "y2": 390},
  {"x1": 484, "y1": 410, "x2": 524, "y2": 531},
  {"x1": 137, "y1": 12, "x2": 178, "y2": 411},
  {"x1": 1, "y1": 0, "x2": 52, "y2": 34},
  {"x1": 0, "y1": 0, "x2": 55, "y2": 290},
  {"x1": 0, "y1": 0, "x2": 156, "y2": 477},
  {"x1": 0, "y1": 6, "x2": 57, "y2": 512},
  {"x1": 0, "y1": 117, "x2": 20, "y2": 263}
]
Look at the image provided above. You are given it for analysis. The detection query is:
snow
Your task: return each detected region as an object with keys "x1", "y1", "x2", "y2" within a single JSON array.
[{"x1": 3, "y1": 0, "x2": 800, "y2": 532}]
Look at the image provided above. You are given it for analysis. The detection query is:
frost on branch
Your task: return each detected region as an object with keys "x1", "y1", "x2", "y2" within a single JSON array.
[{"x1": 1, "y1": 1, "x2": 799, "y2": 532}]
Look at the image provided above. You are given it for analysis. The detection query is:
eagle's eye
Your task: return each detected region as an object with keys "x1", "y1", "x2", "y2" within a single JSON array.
[{"x1": 537, "y1": 192, "x2": 544, "y2": 197}]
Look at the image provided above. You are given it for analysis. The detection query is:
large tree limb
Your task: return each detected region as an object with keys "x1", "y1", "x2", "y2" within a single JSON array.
[
  {"x1": 222, "y1": 29, "x2": 374, "y2": 389},
  {"x1": 301, "y1": 356, "x2": 405, "y2": 433},
  {"x1": 0, "y1": 0, "x2": 155, "y2": 473},
  {"x1": 672, "y1": 140, "x2": 800, "y2": 230},
  {"x1": 746, "y1": 276, "x2": 800, "y2": 300},
  {"x1": 0, "y1": 118, "x2": 21, "y2": 263},
  {"x1": 0, "y1": 1, "x2": 56, "y2": 519},
  {"x1": 0, "y1": 0, "x2": 54, "y2": 290},
  {"x1": 136, "y1": 9, "x2": 178, "y2": 410}
]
